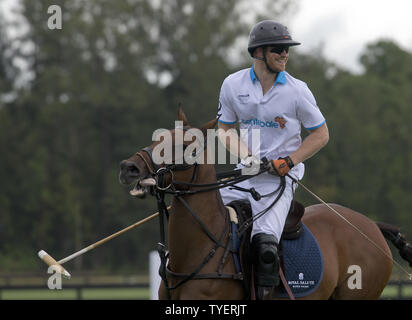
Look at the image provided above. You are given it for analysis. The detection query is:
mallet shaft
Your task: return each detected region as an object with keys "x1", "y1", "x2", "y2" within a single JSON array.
[
  {"x1": 38, "y1": 207, "x2": 169, "y2": 279},
  {"x1": 57, "y1": 208, "x2": 167, "y2": 265}
]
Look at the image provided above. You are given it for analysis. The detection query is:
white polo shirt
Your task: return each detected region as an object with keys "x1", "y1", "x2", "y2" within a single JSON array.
[{"x1": 217, "y1": 67, "x2": 325, "y2": 168}]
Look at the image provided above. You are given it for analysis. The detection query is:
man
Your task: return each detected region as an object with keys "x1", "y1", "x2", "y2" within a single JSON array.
[{"x1": 217, "y1": 20, "x2": 329, "y2": 299}]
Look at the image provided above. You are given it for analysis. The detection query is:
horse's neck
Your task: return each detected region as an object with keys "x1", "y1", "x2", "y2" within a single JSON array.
[
  {"x1": 172, "y1": 163, "x2": 225, "y2": 223},
  {"x1": 168, "y1": 164, "x2": 226, "y2": 258}
]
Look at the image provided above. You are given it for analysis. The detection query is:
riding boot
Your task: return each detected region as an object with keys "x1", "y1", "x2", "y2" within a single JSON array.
[{"x1": 251, "y1": 233, "x2": 280, "y2": 300}]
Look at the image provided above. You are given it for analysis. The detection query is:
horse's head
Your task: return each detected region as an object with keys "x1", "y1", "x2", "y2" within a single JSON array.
[{"x1": 119, "y1": 108, "x2": 217, "y2": 197}]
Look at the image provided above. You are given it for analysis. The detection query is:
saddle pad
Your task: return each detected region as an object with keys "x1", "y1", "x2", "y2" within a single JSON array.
[{"x1": 276, "y1": 223, "x2": 324, "y2": 298}]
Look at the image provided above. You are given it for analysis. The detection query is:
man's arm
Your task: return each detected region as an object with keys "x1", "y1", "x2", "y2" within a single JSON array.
[
  {"x1": 290, "y1": 122, "x2": 329, "y2": 166},
  {"x1": 269, "y1": 122, "x2": 329, "y2": 176},
  {"x1": 218, "y1": 121, "x2": 329, "y2": 176}
]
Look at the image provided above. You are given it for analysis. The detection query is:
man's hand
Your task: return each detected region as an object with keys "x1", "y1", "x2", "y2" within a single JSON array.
[
  {"x1": 268, "y1": 156, "x2": 294, "y2": 176},
  {"x1": 240, "y1": 154, "x2": 260, "y2": 168},
  {"x1": 241, "y1": 155, "x2": 261, "y2": 175}
]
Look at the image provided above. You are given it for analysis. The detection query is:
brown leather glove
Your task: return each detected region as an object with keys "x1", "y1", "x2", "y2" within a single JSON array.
[{"x1": 269, "y1": 156, "x2": 294, "y2": 176}]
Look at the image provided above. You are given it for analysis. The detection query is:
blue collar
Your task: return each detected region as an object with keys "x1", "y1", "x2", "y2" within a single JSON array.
[{"x1": 249, "y1": 66, "x2": 286, "y2": 86}]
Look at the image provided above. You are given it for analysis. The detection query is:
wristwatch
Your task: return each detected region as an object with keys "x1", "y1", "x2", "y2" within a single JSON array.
[{"x1": 283, "y1": 156, "x2": 295, "y2": 169}]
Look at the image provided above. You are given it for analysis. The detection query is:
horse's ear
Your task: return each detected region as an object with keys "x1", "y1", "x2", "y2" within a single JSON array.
[
  {"x1": 177, "y1": 107, "x2": 189, "y2": 126},
  {"x1": 200, "y1": 118, "x2": 218, "y2": 135}
]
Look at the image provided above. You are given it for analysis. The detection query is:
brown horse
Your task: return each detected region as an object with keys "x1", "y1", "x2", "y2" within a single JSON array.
[{"x1": 119, "y1": 109, "x2": 412, "y2": 300}]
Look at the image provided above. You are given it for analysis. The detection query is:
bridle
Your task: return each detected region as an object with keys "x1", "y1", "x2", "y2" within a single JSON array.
[
  {"x1": 135, "y1": 144, "x2": 199, "y2": 191},
  {"x1": 132, "y1": 131, "x2": 286, "y2": 299}
]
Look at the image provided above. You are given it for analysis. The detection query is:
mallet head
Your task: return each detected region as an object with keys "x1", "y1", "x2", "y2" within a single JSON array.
[{"x1": 38, "y1": 250, "x2": 71, "y2": 279}]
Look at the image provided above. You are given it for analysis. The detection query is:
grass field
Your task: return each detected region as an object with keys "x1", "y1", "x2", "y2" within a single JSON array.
[
  {"x1": 1, "y1": 285, "x2": 411, "y2": 300},
  {"x1": 0, "y1": 287, "x2": 150, "y2": 300},
  {"x1": 380, "y1": 284, "x2": 412, "y2": 299}
]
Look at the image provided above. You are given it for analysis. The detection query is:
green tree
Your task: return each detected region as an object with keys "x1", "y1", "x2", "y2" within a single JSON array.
[
  {"x1": 0, "y1": 0, "x2": 294, "y2": 273},
  {"x1": 298, "y1": 40, "x2": 412, "y2": 231}
]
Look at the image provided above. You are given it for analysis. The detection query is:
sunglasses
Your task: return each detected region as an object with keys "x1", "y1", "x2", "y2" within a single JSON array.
[{"x1": 269, "y1": 45, "x2": 289, "y2": 54}]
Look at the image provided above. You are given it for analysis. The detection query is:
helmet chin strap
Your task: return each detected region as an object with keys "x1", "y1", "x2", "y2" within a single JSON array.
[{"x1": 254, "y1": 51, "x2": 278, "y2": 74}]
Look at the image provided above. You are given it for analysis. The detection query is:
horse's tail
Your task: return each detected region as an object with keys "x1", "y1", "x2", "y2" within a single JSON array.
[{"x1": 377, "y1": 222, "x2": 412, "y2": 268}]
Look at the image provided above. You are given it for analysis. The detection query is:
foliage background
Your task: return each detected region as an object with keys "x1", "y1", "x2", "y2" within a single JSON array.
[{"x1": 0, "y1": 0, "x2": 411, "y2": 275}]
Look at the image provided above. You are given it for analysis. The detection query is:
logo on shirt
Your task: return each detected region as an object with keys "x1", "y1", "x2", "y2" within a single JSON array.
[
  {"x1": 274, "y1": 116, "x2": 287, "y2": 129},
  {"x1": 239, "y1": 116, "x2": 287, "y2": 129},
  {"x1": 240, "y1": 118, "x2": 279, "y2": 128},
  {"x1": 237, "y1": 94, "x2": 250, "y2": 104}
]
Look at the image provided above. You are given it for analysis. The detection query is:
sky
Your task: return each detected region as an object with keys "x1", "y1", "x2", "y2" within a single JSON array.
[
  {"x1": 1, "y1": 0, "x2": 412, "y2": 75},
  {"x1": 289, "y1": 0, "x2": 412, "y2": 73}
]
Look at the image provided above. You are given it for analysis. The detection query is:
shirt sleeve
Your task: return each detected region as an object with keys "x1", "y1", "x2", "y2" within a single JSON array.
[
  {"x1": 296, "y1": 83, "x2": 326, "y2": 130},
  {"x1": 217, "y1": 78, "x2": 237, "y2": 124}
]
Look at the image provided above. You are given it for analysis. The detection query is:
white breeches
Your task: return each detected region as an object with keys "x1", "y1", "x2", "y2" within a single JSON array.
[{"x1": 219, "y1": 165, "x2": 303, "y2": 243}]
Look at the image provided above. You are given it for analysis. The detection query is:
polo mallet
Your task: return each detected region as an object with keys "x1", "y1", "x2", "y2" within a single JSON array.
[{"x1": 38, "y1": 205, "x2": 170, "y2": 279}]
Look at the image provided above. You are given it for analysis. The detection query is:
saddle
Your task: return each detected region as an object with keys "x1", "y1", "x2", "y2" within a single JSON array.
[{"x1": 226, "y1": 199, "x2": 305, "y2": 299}]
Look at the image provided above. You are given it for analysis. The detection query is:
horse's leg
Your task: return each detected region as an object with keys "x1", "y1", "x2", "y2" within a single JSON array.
[
  {"x1": 158, "y1": 279, "x2": 244, "y2": 300},
  {"x1": 158, "y1": 281, "x2": 168, "y2": 300}
]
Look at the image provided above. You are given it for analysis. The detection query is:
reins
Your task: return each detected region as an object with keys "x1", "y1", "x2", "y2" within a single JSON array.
[{"x1": 135, "y1": 147, "x2": 286, "y2": 299}]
